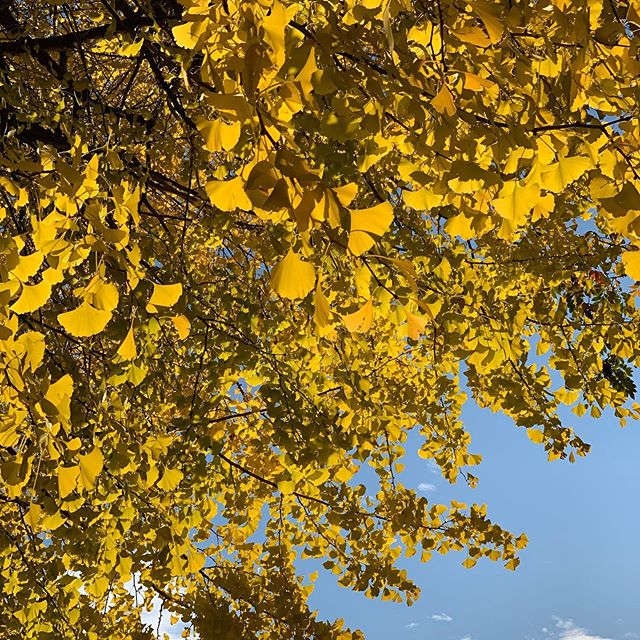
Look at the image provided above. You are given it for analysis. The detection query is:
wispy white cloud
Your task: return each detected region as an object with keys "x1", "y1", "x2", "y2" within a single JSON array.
[
  {"x1": 418, "y1": 482, "x2": 436, "y2": 493},
  {"x1": 426, "y1": 460, "x2": 440, "y2": 474},
  {"x1": 431, "y1": 613, "x2": 453, "y2": 622},
  {"x1": 460, "y1": 635, "x2": 472, "y2": 640},
  {"x1": 553, "y1": 617, "x2": 614, "y2": 640},
  {"x1": 405, "y1": 622, "x2": 419, "y2": 630}
]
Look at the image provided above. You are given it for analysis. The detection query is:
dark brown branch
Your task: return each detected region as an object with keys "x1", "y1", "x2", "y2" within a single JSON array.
[{"x1": 0, "y1": 16, "x2": 152, "y2": 55}]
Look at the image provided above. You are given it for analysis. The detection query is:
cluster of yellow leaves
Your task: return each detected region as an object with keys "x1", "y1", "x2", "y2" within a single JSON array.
[{"x1": 1, "y1": 0, "x2": 640, "y2": 637}]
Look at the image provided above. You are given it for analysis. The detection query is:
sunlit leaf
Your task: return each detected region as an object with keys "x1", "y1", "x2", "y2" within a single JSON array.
[
  {"x1": 58, "y1": 303, "x2": 112, "y2": 337},
  {"x1": 348, "y1": 202, "x2": 394, "y2": 256},
  {"x1": 270, "y1": 250, "x2": 316, "y2": 299},
  {"x1": 78, "y1": 447, "x2": 104, "y2": 490},
  {"x1": 147, "y1": 283, "x2": 183, "y2": 310},
  {"x1": 10, "y1": 281, "x2": 51, "y2": 314},
  {"x1": 343, "y1": 299, "x2": 374, "y2": 333}
]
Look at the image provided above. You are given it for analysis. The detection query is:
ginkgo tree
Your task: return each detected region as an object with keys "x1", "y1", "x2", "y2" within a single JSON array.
[{"x1": 1, "y1": 0, "x2": 640, "y2": 637}]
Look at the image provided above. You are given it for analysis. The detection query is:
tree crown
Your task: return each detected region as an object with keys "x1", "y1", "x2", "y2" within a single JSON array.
[{"x1": 1, "y1": 0, "x2": 639, "y2": 637}]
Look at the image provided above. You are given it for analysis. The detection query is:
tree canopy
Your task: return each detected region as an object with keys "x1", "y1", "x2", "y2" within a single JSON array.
[{"x1": 1, "y1": 0, "x2": 640, "y2": 637}]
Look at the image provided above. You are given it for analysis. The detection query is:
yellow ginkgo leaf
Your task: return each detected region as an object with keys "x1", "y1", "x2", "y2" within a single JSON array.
[
  {"x1": 262, "y1": 0, "x2": 286, "y2": 59},
  {"x1": 42, "y1": 267, "x2": 65, "y2": 285},
  {"x1": 527, "y1": 428, "x2": 545, "y2": 444},
  {"x1": 66, "y1": 438, "x2": 82, "y2": 452},
  {"x1": 406, "y1": 312, "x2": 428, "y2": 340},
  {"x1": 463, "y1": 72, "x2": 498, "y2": 96},
  {"x1": 348, "y1": 202, "x2": 394, "y2": 256},
  {"x1": 431, "y1": 84, "x2": 456, "y2": 116},
  {"x1": 172, "y1": 314, "x2": 191, "y2": 339},
  {"x1": 343, "y1": 299, "x2": 374, "y2": 333},
  {"x1": 147, "y1": 283, "x2": 183, "y2": 311},
  {"x1": 46, "y1": 373, "x2": 73, "y2": 402},
  {"x1": 270, "y1": 250, "x2": 316, "y2": 300},
  {"x1": 197, "y1": 119, "x2": 241, "y2": 152},
  {"x1": 117, "y1": 325, "x2": 137, "y2": 360},
  {"x1": 433, "y1": 256, "x2": 452, "y2": 280},
  {"x1": 622, "y1": 251, "x2": 640, "y2": 280},
  {"x1": 58, "y1": 465, "x2": 79, "y2": 499},
  {"x1": 218, "y1": 121, "x2": 241, "y2": 151},
  {"x1": 403, "y1": 188, "x2": 444, "y2": 211},
  {"x1": 504, "y1": 558, "x2": 520, "y2": 571},
  {"x1": 25, "y1": 503, "x2": 41, "y2": 529},
  {"x1": 540, "y1": 156, "x2": 593, "y2": 193},
  {"x1": 78, "y1": 447, "x2": 104, "y2": 490},
  {"x1": 492, "y1": 182, "x2": 540, "y2": 226},
  {"x1": 452, "y1": 25, "x2": 491, "y2": 47},
  {"x1": 277, "y1": 479, "x2": 296, "y2": 494},
  {"x1": 10, "y1": 251, "x2": 43, "y2": 281},
  {"x1": 10, "y1": 280, "x2": 51, "y2": 314},
  {"x1": 58, "y1": 302, "x2": 112, "y2": 337},
  {"x1": 19, "y1": 331, "x2": 45, "y2": 372},
  {"x1": 473, "y1": 1, "x2": 504, "y2": 43},
  {"x1": 89, "y1": 279, "x2": 119, "y2": 311},
  {"x1": 334, "y1": 183, "x2": 358, "y2": 206},
  {"x1": 205, "y1": 176, "x2": 253, "y2": 212},
  {"x1": 172, "y1": 20, "x2": 204, "y2": 49},
  {"x1": 531, "y1": 193, "x2": 555, "y2": 222},
  {"x1": 157, "y1": 468, "x2": 183, "y2": 491},
  {"x1": 448, "y1": 176, "x2": 485, "y2": 194},
  {"x1": 45, "y1": 374, "x2": 73, "y2": 422},
  {"x1": 417, "y1": 298, "x2": 443, "y2": 320},
  {"x1": 445, "y1": 213, "x2": 475, "y2": 240},
  {"x1": 538, "y1": 57, "x2": 561, "y2": 77},
  {"x1": 389, "y1": 257, "x2": 417, "y2": 281},
  {"x1": 313, "y1": 283, "x2": 332, "y2": 328},
  {"x1": 119, "y1": 39, "x2": 143, "y2": 57}
]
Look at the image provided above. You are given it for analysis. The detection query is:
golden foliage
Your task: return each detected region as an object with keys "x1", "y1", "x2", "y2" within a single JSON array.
[{"x1": 0, "y1": 0, "x2": 639, "y2": 637}]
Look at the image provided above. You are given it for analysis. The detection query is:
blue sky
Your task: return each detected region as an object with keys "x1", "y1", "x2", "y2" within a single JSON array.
[{"x1": 306, "y1": 398, "x2": 640, "y2": 640}]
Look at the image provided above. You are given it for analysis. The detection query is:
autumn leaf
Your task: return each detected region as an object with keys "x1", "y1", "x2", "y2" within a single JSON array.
[
  {"x1": 10, "y1": 251, "x2": 43, "y2": 281},
  {"x1": 117, "y1": 325, "x2": 137, "y2": 360},
  {"x1": 621, "y1": 251, "x2": 640, "y2": 280},
  {"x1": 205, "y1": 176, "x2": 253, "y2": 212},
  {"x1": 343, "y1": 299, "x2": 374, "y2": 333},
  {"x1": 78, "y1": 447, "x2": 104, "y2": 490},
  {"x1": 270, "y1": 250, "x2": 316, "y2": 299},
  {"x1": 313, "y1": 283, "x2": 332, "y2": 328},
  {"x1": 58, "y1": 303, "x2": 112, "y2": 337},
  {"x1": 172, "y1": 20, "x2": 203, "y2": 49},
  {"x1": 540, "y1": 156, "x2": 593, "y2": 193},
  {"x1": 172, "y1": 314, "x2": 191, "y2": 339},
  {"x1": 197, "y1": 118, "x2": 241, "y2": 152},
  {"x1": 10, "y1": 281, "x2": 51, "y2": 314},
  {"x1": 147, "y1": 283, "x2": 183, "y2": 311},
  {"x1": 403, "y1": 188, "x2": 444, "y2": 211},
  {"x1": 157, "y1": 468, "x2": 183, "y2": 491},
  {"x1": 493, "y1": 182, "x2": 540, "y2": 228},
  {"x1": 58, "y1": 466, "x2": 79, "y2": 499},
  {"x1": 431, "y1": 85, "x2": 456, "y2": 116},
  {"x1": 527, "y1": 429, "x2": 545, "y2": 444},
  {"x1": 348, "y1": 202, "x2": 394, "y2": 256},
  {"x1": 406, "y1": 312, "x2": 428, "y2": 340},
  {"x1": 87, "y1": 278, "x2": 119, "y2": 311}
]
